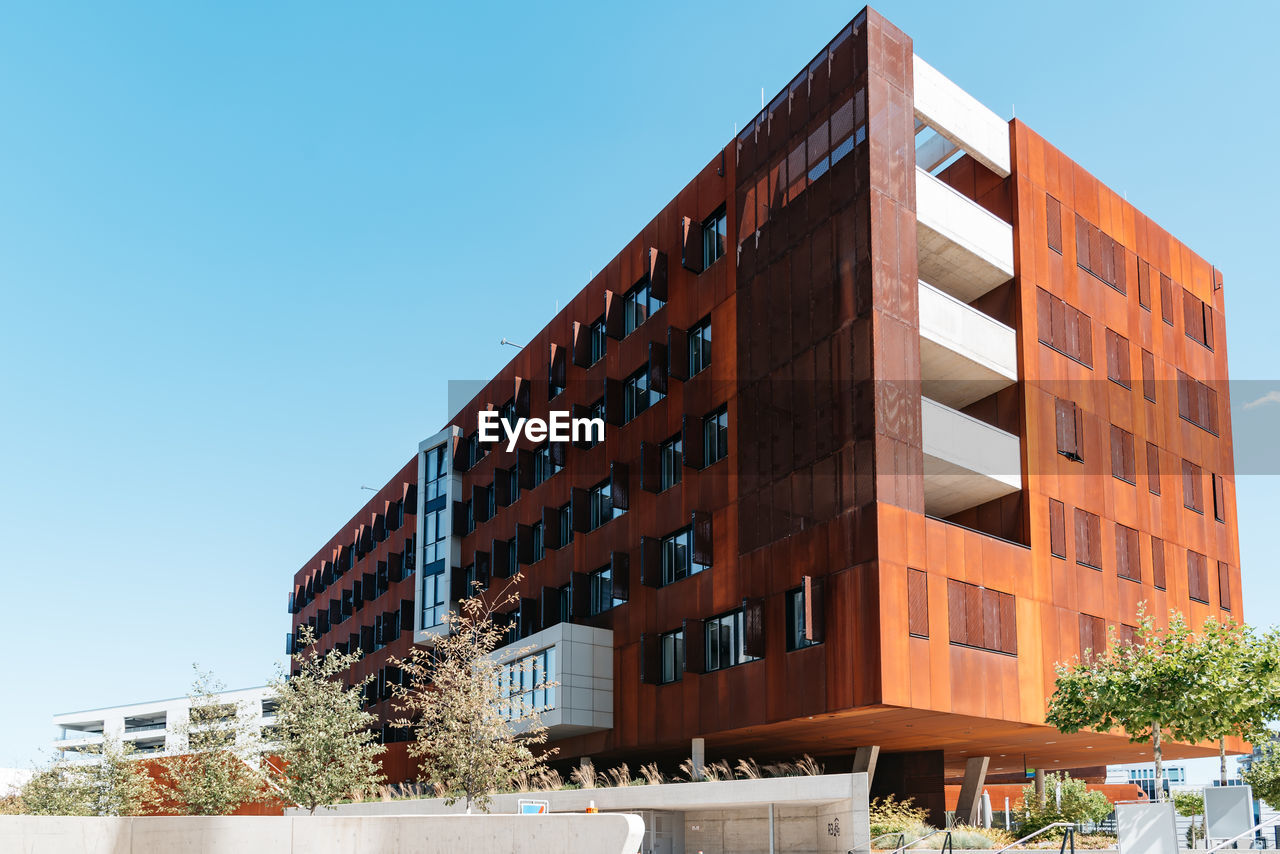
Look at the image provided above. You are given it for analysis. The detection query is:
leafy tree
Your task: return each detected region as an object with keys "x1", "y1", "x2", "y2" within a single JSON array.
[
  {"x1": 1173, "y1": 790, "x2": 1205, "y2": 845},
  {"x1": 20, "y1": 738, "x2": 162, "y2": 816},
  {"x1": 154, "y1": 667, "x2": 267, "y2": 815},
  {"x1": 267, "y1": 624, "x2": 386, "y2": 813},
  {"x1": 1198, "y1": 621, "x2": 1280, "y2": 784},
  {"x1": 1046, "y1": 607, "x2": 1219, "y2": 801},
  {"x1": 1243, "y1": 740, "x2": 1280, "y2": 808},
  {"x1": 1016, "y1": 772, "x2": 1112, "y2": 835},
  {"x1": 393, "y1": 577, "x2": 556, "y2": 813}
]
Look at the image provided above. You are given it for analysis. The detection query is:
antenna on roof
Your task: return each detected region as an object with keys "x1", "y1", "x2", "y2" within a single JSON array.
[
  {"x1": 360, "y1": 486, "x2": 376, "y2": 492},
  {"x1": 500, "y1": 338, "x2": 524, "y2": 350},
  {"x1": 761, "y1": 87, "x2": 765, "y2": 109}
]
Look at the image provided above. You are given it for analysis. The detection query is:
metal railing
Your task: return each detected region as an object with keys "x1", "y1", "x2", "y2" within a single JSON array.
[
  {"x1": 870, "y1": 832, "x2": 906, "y2": 851},
  {"x1": 884, "y1": 828, "x2": 953, "y2": 854},
  {"x1": 1206, "y1": 814, "x2": 1280, "y2": 853},
  {"x1": 123, "y1": 722, "x2": 166, "y2": 733},
  {"x1": 993, "y1": 822, "x2": 1076, "y2": 854}
]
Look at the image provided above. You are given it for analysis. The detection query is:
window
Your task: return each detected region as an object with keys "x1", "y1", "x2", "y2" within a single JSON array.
[
  {"x1": 463, "y1": 499, "x2": 474, "y2": 534},
  {"x1": 1116, "y1": 524, "x2": 1140, "y2": 582},
  {"x1": 946, "y1": 579, "x2": 1017, "y2": 655},
  {"x1": 623, "y1": 278, "x2": 664, "y2": 336},
  {"x1": 1187, "y1": 550, "x2": 1210, "y2": 603},
  {"x1": 423, "y1": 444, "x2": 448, "y2": 500},
  {"x1": 588, "y1": 319, "x2": 607, "y2": 365},
  {"x1": 421, "y1": 567, "x2": 446, "y2": 628},
  {"x1": 1046, "y1": 195, "x2": 1062, "y2": 253},
  {"x1": 558, "y1": 503, "x2": 573, "y2": 547},
  {"x1": 703, "y1": 407, "x2": 728, "y2": 465},
  {"x1": 1217, "y1": 561, "x2": 1232, "y2": 612},
  {"x1": 1036, "y1": 287, "x2": 1093, "y2": 367},
  {"x1": 503, "y1": 536, "x2": 518, "y2": 578},
  {"x1": 1160, "y1": 273, "x2": 1175, "y2": 325},
  {"x1": 660, "y1": 629, "x2": 683, "y2": 684},
  {"x1": 1106, "y1": 329, "x2": 1131, "y2": 388},
  {"x1": 1142, "y1": 349, "x2": 1156, "y2": 402},
  {"x1": 702, "y1": 208, "x2": 727, "y2": 269},
  {"x1": 589, "y1": 565, "x2": 624, "y2": 615},
  {"x1": 1079, "y1": 613, "x2": 1106, "y2": 660},
  {"x1": 1183, "y1": 290, "x2": 1214, "y2": 351},
  {"x1": 1147, "y1": 443, "x2": 1161, "y2": 495},
  {"x1": 1049, "y1": 499, "x2": 1066, "y2": 558},
  {"x1": 506, "y1": 465, "x2": 521, "y2": 504},
  {"x1": 662, "y1": 527, "x2": 708, "y2": 585},
  {"x1": 589, "y1": 479, "x2": 623, "y2": 529},
  {"x1": 586, "y1": 398, "x2": 605, "y2": 447},
  {"x1": 688, "y1": 318, "x2": 712, "y2": 377},
  {"x1": 623, "y1": 365, "x2": 664, "y2": 422},
  {"x1": 660, "y1": 435, "x2": 682, "y2": 490},
  {"x1": 1182, "y1": 459, "x2": 1203, "y2": 513},
  {"x1": 530, "y1": 522, "x2": 545, "y2": 563},
  {"x1": 499, "y1": 647, "x2": 556, "y2": 719},
  {"x1": 705, "y1": 609, "x2": 757, "y2": 672},
  {"x1": 532, "y1": 443, "x2": 561, "y2": 486},
  {"x1": 786, "y1": 588, "x2": 819, "y2": 651},
  {"x1": 1075, "y1": 509, "x2": 1102, "y2": 569},
  {"x1": 1151, "y1": 536, "x2": 1167, "y2": 590},
  {"x1": 1177, "y1": 371, "x2": 1219, "y2": 435},
  {"x1": 1110, "y1": 426, "x2": 1135, "y2": 484},
  {"x1": 1055, "y1": 398, "x2": 1084, "y2": 462},
  {"x1": 421, "y1": 502, "x2": 448, "y2": 571},
  {"x1": 1212, "y1": 473, "x2": 1226, "y2": 523},
  {"x1": 1074, "y1": 214, "x2": 1126, "y2": 294}
]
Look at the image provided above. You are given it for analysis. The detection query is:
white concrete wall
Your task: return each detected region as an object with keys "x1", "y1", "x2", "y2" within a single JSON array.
[
  {"x1": 0, "y1": 814, "x2": 644, "y2": 854},
  {"x1": 912, "y1": 54, "x2": 1010, "y2": 177}
]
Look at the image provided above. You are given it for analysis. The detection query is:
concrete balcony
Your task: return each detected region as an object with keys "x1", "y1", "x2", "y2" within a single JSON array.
[
  {"x1": 922, "y1": 397, "x2": 1021, "y2": 517},
  {"x1": 918, "y1": 280, "x2": 1017, "y2": 409},
  {"x1": 912, "y1": 54, "x2": 1011, "y2": 178},
  {"x1": 916, "y1": 167, "x2": 1014, "y2": 303},
  {"x1": 492, "y1": 622, "x2": 613, "y2": 739}
]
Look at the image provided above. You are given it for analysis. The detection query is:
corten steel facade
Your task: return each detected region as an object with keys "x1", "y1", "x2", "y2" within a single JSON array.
[{"x1": 287, "y1": 7, "x2": 1241, "y2": 814}]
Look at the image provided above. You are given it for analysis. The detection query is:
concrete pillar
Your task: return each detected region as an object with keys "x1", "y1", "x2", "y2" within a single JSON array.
[
  {"x1": 853, "y1": 746, "x2": 880, "y2": 786},
  {"x1": 1034, "y1": 768, "x2": 1046, "y2": 807},
  {"x1": 691, "y1": 737, "x2": 705, "y2": 781},
  {"x1": 954, "y1": 756, "x2": 990, "y2": 826}
]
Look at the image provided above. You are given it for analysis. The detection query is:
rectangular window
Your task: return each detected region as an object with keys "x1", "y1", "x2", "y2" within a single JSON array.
[
  {"x1": 1046, "y1": 195, "x2": 1062, "y2": 253},
  {"x1": 1142, "y1": 349, "x2": 1156, "y2": 402},
  {"x1": 946, "y1": 579, "x2": 1017, "y2": 655},
  {"x1": 1151, "y1": 536, "x2": 1167, "y2": 590},
  {"x1": 1160, "y1": 273, "x2": 1175, "y2": 325},
  {"x1": 785, "y1": 588, "x2": 819, "y2": 651},
  {"x1": 660, "y1": 629, "x2": 684, "y2": 684},
  {"x1": 1187, "y1": 550, "x2": 1209, "y2": 603},
  {"x1": 702, "y1": 207, "x2": 727, "y2": 269},
  {"x1": 1036, "y1": 287, "x2": 1094, "y2": 367},
  {"x1": 589, "y1": 318, "x2": 607, "y2": 365},
  {"x1": 531, "y1": 522, "x2": 544, "y2": 563},
  {"x1": 423, "y1": 443, "x2": 448, "y2": 501},
  {"x1": 662, "y1": 527, "x2": 708, "y2": 585},
  {"x1": 1177, "y1": 371, "x2": 1218, "y2": 435},
  {"x1": 1138, "y1": 260, "x2": 1151, "y2": 310},
  {"x1": 1055, "y1": 398, "x2": 1084, "y2": 462},
  {"x1": 1074, "y1": 214, "x2": 1125, "y2": 294},
  {"x1": 1182, "y1": 459, "x2": 1203, "y2": 513},
  {"x1": 1075, "y1": 509, "x2": 1102, "y2": 569},
  {"x1": 623, "y1": 365, "x2": 664, "y2": 422},
  {"x1": 1217, "y1": 562, "x2": 1232, "y2": 612},
  {"x1": 1212, "y1": 473, "x2": 1226, "y2": 523},
  {"x1": 532, "y1": 443, "x2": 561, "y2": 486},
  {"x1": 558, "y1": 503, "x2": 573, "y2": 547},
  {"x1": 589, "y1": 566, "x2": 624, "y2": 615},
  {"x1": 1110, "y1": 426, "x2": 1135, "y2": 484},
  {"x1": 688, "y1": 319, "x2": 712, "y2": 378},
  {"x1": 907, "y1": 568, "x2": 929, "y2": 638},
  {"x1": 498, "y1": 647, "x2": 556, "y2": 720},
  {"x1": 660, "y1": 435, "x2": 683, "y2": 490},
  {"x1": 1079, "y1": 613, "x2": 1106, "y2": 660},
  {"x1": 1116, "y1": 523, "x2": 1141, "y2": 582},
  {"x1": 705, "y1": 609, "x2": 757, "y2": 671},
  {"x1": 1147, "y1": 443, "x2": 1161, "y2": 495},
  {"x1": 586, "y1": 398, "x2": 605, "y2": 448},
  {"x1": 703, "y1": 406, "x2": 729, "y2": 465},
  {"x1": 504, "y1": 536, "x2": 518, "y2": 578},
  {"x1": 588, "y1": 479, "x2": 623, "y2": 529},
  {"x1": 1183, "y1": 289, "x2": 1214, "y2": 350},
  {"x1": 1049, "y1": 498, "x2": 1066, "y2": 558},
  {"x1": 1106, "y1": 329, "x2": 1131, "y2": 389},
  {"x1": 623, "y1": 278, "x2": 664, "y2": 336},
  {"x1": 421, "y1": 567, "x2": 446, "y2": 628}
]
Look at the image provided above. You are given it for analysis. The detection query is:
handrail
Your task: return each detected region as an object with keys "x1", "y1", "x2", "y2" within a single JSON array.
[
  {"x1": 870, "y1": 832, "x2": 906, "y2": 850},
  {"x1": 993, "y1": 822, "x2": 1077, "y2": 854},
  {"x1": 1205, "y1": 814, "x2": 1280, "y2": 853},
  {"x1": 887, "y1": 828, "x2": 953, "y2": 854}
]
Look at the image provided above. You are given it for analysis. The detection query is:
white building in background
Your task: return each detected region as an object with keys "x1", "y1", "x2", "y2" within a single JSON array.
[
  {"x1": 53, "y1": 686, "x2": 277, "y2": 760},
  {"x1": 1106, "y1": 756, "x2": 1249, "y2": 799}
]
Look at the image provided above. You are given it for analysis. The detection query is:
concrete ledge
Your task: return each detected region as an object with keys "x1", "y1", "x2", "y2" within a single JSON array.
[{"x1": 0, "y1": 814, "x2": 644, "y2": 854}]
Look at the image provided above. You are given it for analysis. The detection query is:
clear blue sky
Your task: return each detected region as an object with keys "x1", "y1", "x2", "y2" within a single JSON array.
[{"x1": 0, "y1": 1, "x2": 1276, "y2": 769}]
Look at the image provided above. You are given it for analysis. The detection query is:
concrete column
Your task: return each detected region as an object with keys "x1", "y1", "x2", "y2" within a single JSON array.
[
  {"x1": 691, "y1": 738, "x2": 705, "y2": 781},
  {"x1": 954, "y1": 756, "x2": 990, "y2": 825},
  {"x1": 853, "y1": 746, "x2": 880, "y2": 786}
]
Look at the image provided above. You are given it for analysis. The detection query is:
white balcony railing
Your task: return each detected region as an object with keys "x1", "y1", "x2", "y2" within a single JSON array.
[
  {"x1": 916, "y1": 167, "x2": 1014, "y2": 303},
  {"x1": 922, "y1": 397, "x2": 1021, "y2": 517},
  {"x1": 918, "y1": 280, "x2": 1017, "y2": 409}
]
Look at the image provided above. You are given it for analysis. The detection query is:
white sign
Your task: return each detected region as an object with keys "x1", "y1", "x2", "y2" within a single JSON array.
[
  {"x1": 517, "y1": 799, "x2": 549, "y2": 815},
  {"x1": 1205, "y1": 785, "x2": 1254, "y2": 843},
  {"x1": 1117, "y1": 801, "x2": 1179, "y2": 854}
]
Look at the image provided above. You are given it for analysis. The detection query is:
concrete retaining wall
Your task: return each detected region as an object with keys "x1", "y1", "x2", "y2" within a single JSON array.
[{"x1": 0, "y1": 813, "x2": 644, "y2": 854}]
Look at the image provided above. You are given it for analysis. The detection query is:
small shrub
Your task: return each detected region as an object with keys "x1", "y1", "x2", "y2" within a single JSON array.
[
  {"x1": 870, "y1": 794, "x2": 932, "y2": 838},
  {"x1": 638, "y1": 763, "x2": 663, "y2": 785},
  {"x1": 570, "y1": 763, "x2": 597, "y2": 789},
  {"x1": 736, "y1": 759, "x2": 762, "y2": 780}
]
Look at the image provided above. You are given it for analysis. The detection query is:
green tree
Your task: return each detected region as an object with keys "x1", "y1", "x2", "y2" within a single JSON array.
[
  {"x1": 268, "y1": 625, "x2": 386, "y2": 813},
  {"x1": 1243, "y1": 740, "x2": 1280, "y2": 808},
  {"x1": 154, "y1": 667, "x2": 266, "y2": 815},
  {"x1": 1198, "y1": 621, "x2": 1280, "y2": 784},
  {"x1": 20, "y1": 737, "x2": 162, "y2": 816},
  {"x1": 1016, "y1": 772, "x2": 1112, "y2": 835},
  {"x1": 1046, "y1": 607, "x2": 1219, "y2": 801},
  {"x1": 1173, "y1": 790, "x2": 1205, "y2": 845},
  {"x1": 393, "y1": 577, "x2": 556, "y2": 813}
]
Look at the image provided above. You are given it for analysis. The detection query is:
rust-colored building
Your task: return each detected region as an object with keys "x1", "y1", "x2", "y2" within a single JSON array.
[{"x1": 287, "y1": 7, "x2": 1240, "y2": 815}]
